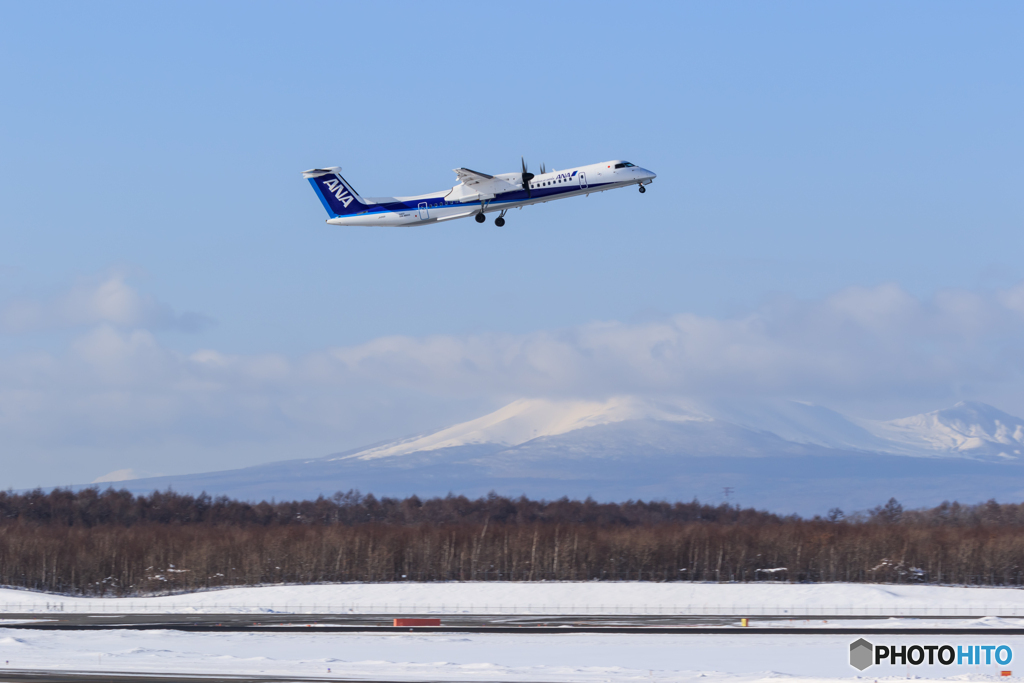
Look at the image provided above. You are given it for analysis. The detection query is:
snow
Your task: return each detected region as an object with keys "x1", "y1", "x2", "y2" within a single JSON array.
[
  {"x1": 868, "y1": 401, "x2": 1024, "y2": 458},
  {"x1": 0, "y1": 629, "x2": 1018, "y2": 681},
  {"x1": 5, "y1": 582, "x2": 1024, "y2": 615},
  {"x1": 699, "y1": 399, "x2": 891, "y2": 453},
  {"x1": 336, "y1": 397, "x2": 709, "y2": 461},
  {"x1": 4, "y1": 584, "x2": 1024, "y2": 680},
  {"x1": 102, "y1": 398, "x2": 1024, "y2": 512},
  {"x1": 338, "y1": 396, "x2": 1024, "y2": 464}
]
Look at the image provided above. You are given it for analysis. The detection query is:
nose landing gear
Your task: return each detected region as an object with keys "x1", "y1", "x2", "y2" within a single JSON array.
[{"x1": 638, "y1": 184, "x2": 647, "y2": 194}]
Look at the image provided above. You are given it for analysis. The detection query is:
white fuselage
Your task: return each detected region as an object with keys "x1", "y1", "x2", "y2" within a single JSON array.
[{"x1": 324, "y1": 161, "x2": 656, "y2": 227}]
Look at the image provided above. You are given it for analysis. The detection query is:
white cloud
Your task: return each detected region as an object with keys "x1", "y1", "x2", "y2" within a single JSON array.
[
  {"x1": 0, "y1": 272, "x2": 214, "y2": 334},
  {"x1": 3, "y1": 277, "x2": 1024, "y2": 487},
  {"x1": 321, "y1": 282, "x2": 1024, "y2": 402},
  {"x1": 999, "y1": 282, "x2": 1024, "y2": 316}
]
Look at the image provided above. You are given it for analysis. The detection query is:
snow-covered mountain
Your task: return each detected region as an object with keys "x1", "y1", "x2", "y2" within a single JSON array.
[
  {"x1": 868, "y1": 401, "x2": 1024, "y2": 460},
  {"x1": 333, "y1": 397, "x2": 1024, "y2": 464},
  {"x1": 93, "y1": 398, "x2": 1024, "y2": 514},
  {"x1": 336, "y1": 397, "x2": 710, "y2": 461}
]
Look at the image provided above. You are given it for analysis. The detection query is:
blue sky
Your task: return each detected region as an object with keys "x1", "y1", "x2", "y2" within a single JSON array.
[{"x1": 1, "y1": 2, "x2": 1022, "y2": 487}]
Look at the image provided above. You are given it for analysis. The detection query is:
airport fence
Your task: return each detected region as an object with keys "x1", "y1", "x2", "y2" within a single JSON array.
[{"x1": 3, "y1": 602, "x2": 1024, "y2": 616}]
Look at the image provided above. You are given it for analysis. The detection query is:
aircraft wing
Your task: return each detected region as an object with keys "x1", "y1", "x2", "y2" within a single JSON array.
[{"x1": 453, "y1": 168, "x2": 494, "y2": 186}]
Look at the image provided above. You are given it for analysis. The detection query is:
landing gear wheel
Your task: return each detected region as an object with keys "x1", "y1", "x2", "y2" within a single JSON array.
[
  {"x1": 495, "y1": 217, "x2": 505, "y2": 227},
  {"x1": 475, "y1": 213, "x2": 486, "y2": 223},
  {"x1": 639, "y1": 185, "x2": 646, "y2": 193}
]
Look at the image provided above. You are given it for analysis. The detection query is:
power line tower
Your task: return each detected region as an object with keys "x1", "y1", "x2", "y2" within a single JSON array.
[{"x1": 722, "y1": 486, "x2": 734, "y2": 501}]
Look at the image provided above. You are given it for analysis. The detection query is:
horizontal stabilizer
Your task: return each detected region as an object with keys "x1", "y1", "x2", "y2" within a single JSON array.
[{"x1": 302, "y1": 167, "x2": 340, "y2": 179}]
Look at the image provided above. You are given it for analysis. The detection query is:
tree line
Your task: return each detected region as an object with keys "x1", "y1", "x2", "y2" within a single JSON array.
[{"x1": 0, "y1": 488, "x2": 1023, "y2": 595}]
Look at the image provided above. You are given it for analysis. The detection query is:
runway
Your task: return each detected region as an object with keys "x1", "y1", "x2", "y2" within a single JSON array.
[
  {"x1": 0, "y1": 673, "x2": 343, "y2": 683},
  {"x1": 1, "y1": 612, "x2": 1021, "y2": 634},
  {"x1": 0, "y1": 673, "x2": 499, "y2": 683}
]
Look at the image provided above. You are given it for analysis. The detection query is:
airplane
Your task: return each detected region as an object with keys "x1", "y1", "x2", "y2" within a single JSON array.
[{"x1": 302, "y1": 158, "x2": 655, "y2": 227}]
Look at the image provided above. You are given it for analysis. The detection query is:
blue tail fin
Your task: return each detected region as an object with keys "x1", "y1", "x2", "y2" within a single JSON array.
[{"x1": 302, "y1": 167, "x2": 371, "y2": 218}]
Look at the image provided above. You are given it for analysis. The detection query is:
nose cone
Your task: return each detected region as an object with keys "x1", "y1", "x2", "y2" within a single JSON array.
[{"x1": 640, "y1": 168, "x2": 656, "y2": 181}]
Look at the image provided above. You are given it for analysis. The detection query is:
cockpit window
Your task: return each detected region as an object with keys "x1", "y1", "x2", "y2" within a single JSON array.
[{"x1": 614, "y1": 162, "x2": 636, "y2": 169}]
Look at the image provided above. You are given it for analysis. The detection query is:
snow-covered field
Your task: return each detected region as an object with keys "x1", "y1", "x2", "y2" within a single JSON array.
[
  {"x1": 4, "y1": 581, "x2": 1024, "y2": 615},
  {"x1": 3, "y1": 583, "x2": 1024, "y2": 682},
  {"x1": 0, "y1": 630, "x2": 1020, "y2": 682}
]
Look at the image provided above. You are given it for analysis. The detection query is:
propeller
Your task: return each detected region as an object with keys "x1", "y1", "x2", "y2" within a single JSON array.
[
  {"x1": 539, "y1": 162, "x2": 546, "y2": 175},
  {"x1": 521, "y1": 156, "x2": 535, "y2": 197}
]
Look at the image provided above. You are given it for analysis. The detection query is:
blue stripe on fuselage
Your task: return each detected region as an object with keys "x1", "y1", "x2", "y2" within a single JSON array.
[{"x1": 333, "y1": 181, "x2": 616, "y2": 219}]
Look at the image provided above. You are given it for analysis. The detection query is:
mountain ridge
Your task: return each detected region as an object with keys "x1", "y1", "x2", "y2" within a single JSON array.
[
  {"x1": 78, "y1": 398, "x2": 1024, "y2": 514},
  {"x1": 332, "y1": 397, "x2": 1024, "y2": 463}
]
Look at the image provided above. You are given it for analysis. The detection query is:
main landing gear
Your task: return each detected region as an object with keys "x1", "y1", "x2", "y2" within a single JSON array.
[
  {"x1": 639, "y1": 184, "x2": 647, "y2": 194},
  {"x1": 495, "y1": 209, "x2": 508, "y2": 227},
  {"x1": 475, "y1": 213, "x2": 486, "y2": 223}
]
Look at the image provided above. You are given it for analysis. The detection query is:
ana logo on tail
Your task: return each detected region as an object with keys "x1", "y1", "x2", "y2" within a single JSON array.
[{"x1": 322, "y1": 178, "x2": 355, "y2": 208}]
